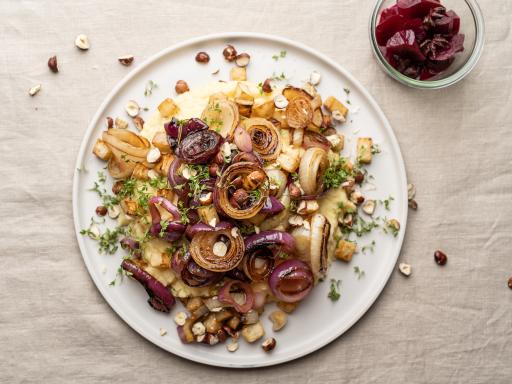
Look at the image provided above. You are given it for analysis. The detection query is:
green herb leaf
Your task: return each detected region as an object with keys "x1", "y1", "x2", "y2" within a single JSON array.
[{"x1": 328, "y1": 279, "x2": 341, "y2": 301}]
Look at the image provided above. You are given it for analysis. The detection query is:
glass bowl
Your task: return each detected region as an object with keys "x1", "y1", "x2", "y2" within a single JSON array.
[{"x1": 369, "y1": 0, "x2": 485, "y2": 89}]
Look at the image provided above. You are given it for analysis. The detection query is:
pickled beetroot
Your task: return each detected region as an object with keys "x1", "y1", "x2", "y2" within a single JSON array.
[
  {"x1": 376, "y1": 0, "x2": 464, "y2": 80},
  {"x1": 397, "y1": 0, "x2": 441, "y2": 18},
  {"x1": 386, "y1": 30, "x2": 425, "y2": 61}
]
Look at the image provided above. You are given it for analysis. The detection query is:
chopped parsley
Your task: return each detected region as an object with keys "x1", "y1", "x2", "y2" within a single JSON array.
[
  {"x1": 323, "y1": 158, "x2": 352, "y2": 189},
  {"x1": 81, "y1": 221, "x2": 126, "y2": 255},
  {"x1": 144, "y1": 80, "x2": 158, "y2": 96},
  {"x1": 371, "y1": 144, "x2": 381, "y2": 155},
  {"x1": 353, "y1": 266, "x2": 365, "y2": 279},
  {"x1": 237, "y1": 223, "x2": 256, "y2": 236},
  {"x1": 272, "y1": 50, "x2": 287, "y2": 61},
  {"x1": 271, "y1": 71, "x2": 287, "y2": 81},
  {"x1": 109, "y1": 266, "x2": 125, "y2": 286},
  {"x1": 186, "y1": 164, "x2": 210, "y2": 200},
  {"x1": 343, "y1": 87, "x2": 351, "y2": 96},
  {"x1": 159, "y1": 219, "x2": 169, "y2": 238},
  {"x1": 343, "y1": 215, "x2": 379, "y2": 237},
  {"x1": 328, "y1": 279, "x2": 341, "y2": 301},
  {"x1": 361, "y1": 240, "x2": 376, "y2": 254},
  {"x1": 177, "y1": 201, "x2": 190, "y2": 224},
  {"x1": 380, "y1": 195, "x2": 394, "y2": 211}
]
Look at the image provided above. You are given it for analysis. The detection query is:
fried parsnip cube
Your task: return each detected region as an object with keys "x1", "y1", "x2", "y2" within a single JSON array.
[
  {"x1": 324, "y1": 96, "x2": 349, "y2": 118},
  {"x1": 120, "y1": 198, "x2": 139, "y2": 216},
  {"x1": 335, "y1": 240, "x2": 357, "y2": 262},
  {"x1": 326, "y1": 133, "x2": 345, "y2": 152},
  {"x1": 158, "y1": 98, "x2": 179, "y2": 118},
  {"x1": 251, "y1": 100, "x2": 275, "y2": 119},
  {"x1": 276, "y1": 148, "x2": 300, "y2": 173},
  {"x1": 241, "y1": 321, "x2": 265, "y2": 343},
  {"x1": 230, "y1": 67, "x2": 247, "y2": 81},
  {"x1": 152, "y1": 131, "x2": 171, "y2": 154},
  {"x1": 357, "y1": 137, "x2": 373, "y2": 164},
  {"x1": 92, "y1": 139, "x2": 112, "y2": 161}
]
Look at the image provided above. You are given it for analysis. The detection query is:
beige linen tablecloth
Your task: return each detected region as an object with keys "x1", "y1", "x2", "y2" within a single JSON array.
[{"x1": 1, "y1": 0, "x2": 511, "y2": 382}]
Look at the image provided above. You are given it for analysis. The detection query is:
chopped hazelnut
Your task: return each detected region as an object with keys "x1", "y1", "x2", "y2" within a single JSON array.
[
  {"x1": 235, "y1": 53, "x2": 250, "y2": 67},
  {"x1": 262, "y1": 78, "x2": 272, "y2": 93},
  {"x1": 398, "y1": 263, "x2": 412, "y2": 276},
  {"x1": 223, "y1": 45, "x2": 237, "y2": 61},
  {"x1": 175, "y1": 80, "x2": 189, "y2": 94},
  {"x1": 48, "y1": 56, "x2": 58, "y2": 73},
  {"x1": 261, "y1": 337, "x2": 276, "y2": 352},
  {"x1": 118, "y1": 55, "x2": 134, "y2": 66},
  {"x1": 269, "y1": 310, "x2": 287, "y2": 331}
]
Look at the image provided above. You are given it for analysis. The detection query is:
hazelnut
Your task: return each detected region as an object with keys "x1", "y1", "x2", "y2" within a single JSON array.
[
  {"x1": 407, "y1": 183, "x2": 416, "y2": 200},
  {"x1": 114, "y1": 117, "x2": 128, "y2": 129},
  {"x1": 174, "y1": 311, "x2": 188, "y2": 326},
  {"x1": 408, "y1": 199, "x2": 418, "y2": 210},
  {"x1": 133, "y1": 116, "x2": 144, "y2": 131},
  {"x1": 262, "y1": 78, "x2": 272, "y2": 93},
  {"x1": 274, "y1": 94, "x2": 289, "y2": 109},
  {"x1": 208, "y1": 163, "x2": 219, "y2": 177},
  {"x1": 245, "y1": 170, "x2": 266, "y2": 190},
  {"x1": 159, "y1": 328, "x2": 167, "y2": 336},
  {"x1": 195, "y1": 51, "x2": 210, "y2": 63},
  {"x1": 354, "y1": 170, "x2": 365, "y2": 184},
  {"x1": 28, "y1": 84, "x2": 41, "y2": 96},
  {"x1": 269, "y1": 310, "x2": 287, "y2": 331},
  {"x1": 434, "y1": 250, "x2": 447, "y2": 266},
  {"x1": 233, "y1": 188, "x2": 249, "y2": 206},
  {"x1": 309, "y1": 70, "x2": 321, "y2": 85},
  {"x1": 106, "y1": 117, "x2": 114, "y2": 128},
  {"x1": 112, "y1": 180, "x2": 124, "y2": 194},
  {"x1": 398, "y1": 263, "x2": 412, "y2": 276},
  {"x1": 74, "y1": 34, "x2": 90, "y2": 50},
  {"x1": 226, "y1": 341, "x2": 239, "y2": 352},
  {"x1": 241, "y1": 321, "x2": 265, "y2": 343},
  {"x1": 95, "y1": 205, "x2": 107, "y2": 216},
  {"x1": 350, "y1": 191, "x2": 364, "y2": 205},
  {"x1": 508, "y1": 277, "x2": 512, "y2": 290},
  {"x1": 261, "y1": 337, "x2": 276, "y2": 352},
  {"x1": 108, "y1": 205, "x2": 121, "y2": 219},
  {"x1": 235, "y1": 53, "x2": 250, "y2": 67},
  {"x1": 332, "y1": 110, "x2": 346, "y2": 123},
  {"x1": 48, "y1": 56, "x2": 58, "y2": 73},
  {"x1": 288, "y1": 214, "x2": 304, "y2": 227},
  {"x1": 362, "y1": 200, "x2": 376, "y2": 216},
  {"x1": 199, "y1": 192, "x2": 213, "y2": 206},
  {"x1": 175, "y1": 80, "x2": 189, "y2": 94},
  {"x1": 223, "y1": 44, "x2": 237, "y2": 61},
  {"x1": 213, "y1": 241, "x2": 228, "y2": 257},
  {"x1": 146, "y1": 147, "x2": 161, "y2": 163},
  {"x1": 288, "y1": 183, "x2": 302, "y2": 199},
  {"x1": 192, "y1": 322, "x2": 206, "y2": 336},
  {"x1": 124, "y1": 100, "x2": 140, "y2": 118},
  {"x1": 341, "y1": 213, "x2": 353, "y2": 227},
  {"x1": 118, "y1": 55, "x2": 134, "y2": 66}
]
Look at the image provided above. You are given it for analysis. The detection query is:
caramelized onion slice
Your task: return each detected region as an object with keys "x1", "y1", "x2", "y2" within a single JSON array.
[
  {"x1": 298, "y1": 147, "x2": 328, "y2": 195},
  {"x1": 242, "y1": 118, "x2": 282, "y2": 161},
  {"x1": 285, "y1": 96, "x2": 313, "y2": 129},
  {"x1": 309, "y1": 213, "x2": 330, "y2": 282},
  {"x1": 189, "y1": 228, "x2": 245, "y2": 272},
  {"x1": 102, "y1": 129, "x2": 150, "y2": 158},
  {"x1": 213, "y1": 162, "x2": 269, "y2": 220},
  {"x1": 201, "y1": 94, "x2": 239, "y2": 138}
]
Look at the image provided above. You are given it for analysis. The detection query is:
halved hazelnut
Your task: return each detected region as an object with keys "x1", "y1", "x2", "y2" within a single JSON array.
[
  {"x1": 114, "y1": 117, "x2": 128, "y2": 129},
  {"x1": 118, "y1": 55, "x2": 134, "y2": 66},
  {"x1": 28, "y1": 84, "x2": 41, "y2": 96},
  {"x1": 133, "y1": 116, "x2": 144, "y2": 131},
  {"x1": 124, "y1": 100, "x2": 140, "y2": 117},
  {"x1": 331, "y1": 110, "x2": 346, "y2": 123},
  {"x1": 223, "y1": 45, "x2": 237, "y2": 61},
  {"x1": 226, "y1": 341, "x2": 239, "y2": 352},
  {"x1": 309, "y1": 70, "x2": 321, "y2": 85},
  {"x1": 175, "y1": 80, "x2": 189, "y2": 94},
  {"x1": 75, "y1": 34, "x2": 90, "y2": 50},
  {"x1": 262, "y1": 78, "x2": 272, "y2": 93},
  {"x1": 146, "y1": 147, "x2": 161, "y2": 163},
  {"x1": 213, "y1": 241, "x2": 228, "y2": 257},
  {"x1": 398, "y1": 263, "x2": 412, "y2": 276},
  {"x1": 362, "y1": 200, "x2": 376, "y2": 215},
  {"x1": 274, "y1": 94, "x2": 288, "y2": 109},
  {"x1": 235, "y1": 53, "x2": 250, "y2": 67}
]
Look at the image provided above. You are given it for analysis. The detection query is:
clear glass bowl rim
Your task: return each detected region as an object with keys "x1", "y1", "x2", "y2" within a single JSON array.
[{"x1": 369, "y1": 0, "x2": 485, "y2": 89}]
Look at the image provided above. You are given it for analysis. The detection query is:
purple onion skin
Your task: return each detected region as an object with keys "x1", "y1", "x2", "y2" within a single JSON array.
[
  {"x1": 184, "y1": 221, "x2": 233, "y2": 239},
  {"x1": 260, "y1": 196, "x2": 285, "y2": 215},
  {"x1": 121, "y1": 259, "x2": 176, "y2": 312},
  {"x1": 120, "y1": 237, "x2": 141, "y2": 257},
  {"x1": 178, "y1": 130, "x2": 222, "y2": 164},
  {"x1": 268, "y1": 259, "x2": 314, "y2": 303},
  {"x1": 244, "y1": 230, "x2": 296, "y2": 255},
  {"x1": 171, "y1": 249, "x2": 223, "y2": 287}
]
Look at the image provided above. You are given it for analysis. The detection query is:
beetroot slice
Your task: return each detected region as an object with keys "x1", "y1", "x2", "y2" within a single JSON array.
[
  {"x1": 379, "y1": 4, "x2": 399, "y2": 23},
  {"x1": 376, "y1": 15, "x2": 424, "y2": 46},
  {"x1": 397, "y1": 0, "x2": 442, "y2": 18},
  {"x1": 386, "y1": 29, "x2": 426, "y2": 62},
  {"x1": 432, "y1": 10, "x2": 460, "y2": 35}
]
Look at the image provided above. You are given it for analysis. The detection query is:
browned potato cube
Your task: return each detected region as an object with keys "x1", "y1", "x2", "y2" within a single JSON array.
[
  {"x1": 324, "y1": 96, "x2": 349, "y2": 118},
  {"x1": 335, "y1": 240, "x2": 357, "y2": 262},
  {"x1": 230, "y1": 67, "x2": 247, "y2": 81},
  {"x1": 357, "y1": 137, "x2": 373, "y2": 164},
  {"x1": 92, "y1": 139, "x2": 112, "y2": 161},
  {"x1": 158, "y1": 98, "x2": 179, "y2": 118}
]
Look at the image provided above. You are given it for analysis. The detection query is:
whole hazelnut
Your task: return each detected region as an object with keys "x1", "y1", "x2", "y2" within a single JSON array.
[
  {"x1": 262, "y1": 79, "x2": 272, "y2": 93},
  {"x1": 48, "y1": 56, "x2": 58, "y2": 73},
  {"x1": 508, "y1": 277, "x2": 512, "y2": 290},
  {"x1": 233, "y1": 189, "x2": 249, "y2": 205},
  {"x1": 175, "y1": 80, "x2": 189, "y2": 94},
  {"x1": 261, "y1": 337, "x2": 276, "y2": 352},
  {"x1": 434, "y1": 250, "x2": 447, "y2": 266},
  {"x1": 288, "y1": 183, "x2": 302, "y2": 199},
  {"x1": 95, "y1": 206, "x2": 107, "y2": 216},
  {"x1": 208, "y1": 163, "x2": 219, "y2": 177},
  {"x1": 112, "y1": 180, "x2": 124, "y2": 195},
  {"x1": 195, "y1": 52, "x2": 210, "y2": 63},
  {"x1": 223, "y1": 44, "x2": 237, "y2": 61},
  {"x1": 133, "y1": 116, "x2": 144, "y2": 131},
  {"x1": 106, "y1": 117, "x2": 114, "y2": 128},
  {"x1": 354, "y1": 170, "x2": 365, "y2": 184}
]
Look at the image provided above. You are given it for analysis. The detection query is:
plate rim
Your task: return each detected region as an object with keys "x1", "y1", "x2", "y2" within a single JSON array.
[{"x1": 72, "y1": 31, "x2": 408, "y2": 368}]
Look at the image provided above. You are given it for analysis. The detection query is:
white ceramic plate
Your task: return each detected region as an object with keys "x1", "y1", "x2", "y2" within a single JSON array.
[{"x1": 73, "y1": 32, "x2": 408, "y2": 368}]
